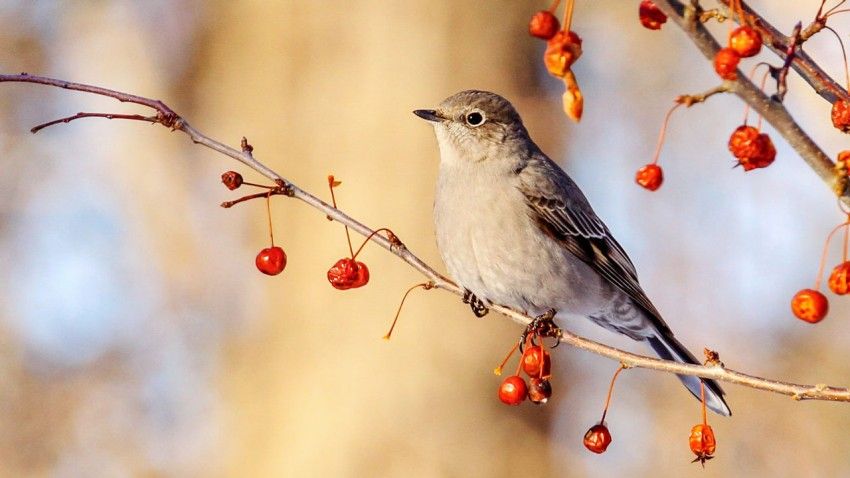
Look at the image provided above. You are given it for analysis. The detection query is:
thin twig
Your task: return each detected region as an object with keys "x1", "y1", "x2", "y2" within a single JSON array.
[
  {"x1": 30, "y1": 112, "x2": 157, "y2": 133},
  {"x1": 1, "y1": 73, "x2": 849, "y2": 403}
]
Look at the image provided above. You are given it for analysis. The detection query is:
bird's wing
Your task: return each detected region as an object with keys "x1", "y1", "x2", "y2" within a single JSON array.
[{"x1": 518, "y1": 170, "x2": 666, "y2": 326}]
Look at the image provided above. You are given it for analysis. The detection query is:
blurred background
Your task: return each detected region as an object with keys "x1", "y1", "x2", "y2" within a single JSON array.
[{"x1": 1, "y1": 1, "x2": 849, "y2": 476}]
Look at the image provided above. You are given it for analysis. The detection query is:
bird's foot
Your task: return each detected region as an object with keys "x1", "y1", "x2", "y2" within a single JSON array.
[
  {"x1": 462, "y1": 290, "x2": 489, "y2": 318},
  {"x1": 520, "y1": 309, "x2": 561, "y2": 350}
]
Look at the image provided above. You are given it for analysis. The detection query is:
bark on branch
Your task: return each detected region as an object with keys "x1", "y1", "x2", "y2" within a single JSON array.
[{"x1": 2, "y1": 72, "x2": 848, "y2": 404}]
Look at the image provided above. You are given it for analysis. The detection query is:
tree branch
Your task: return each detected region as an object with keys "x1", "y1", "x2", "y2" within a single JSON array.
[
  {"x1": 2, "y1": 72, "x2": 848, "y2": 403},
  {"x1": 651, "y1": 1, "x2": 850, "y2": 203}
]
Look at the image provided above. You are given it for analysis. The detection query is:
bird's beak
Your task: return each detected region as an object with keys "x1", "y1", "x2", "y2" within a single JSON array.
[{"x1": 413, "y1": 109, "x2": 445, "y2": 122}]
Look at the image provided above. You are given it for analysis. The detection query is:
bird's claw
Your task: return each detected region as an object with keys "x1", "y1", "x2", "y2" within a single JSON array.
[
  {"x1": 520, "y1": 309, "x2": 561, "y2": 351},
  {"x1": 462, "y1": 290, "x2": 489, "y2": 318}
]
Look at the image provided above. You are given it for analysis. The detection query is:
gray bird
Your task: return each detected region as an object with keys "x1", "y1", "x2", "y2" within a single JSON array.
[{"x1": 414, "y1": 90, "x2": 730, "y2": 416}]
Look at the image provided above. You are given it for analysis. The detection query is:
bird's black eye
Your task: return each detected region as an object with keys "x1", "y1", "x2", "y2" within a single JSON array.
[{"x1": 465, "y1": 111, "x2": 485, "y2": 127}]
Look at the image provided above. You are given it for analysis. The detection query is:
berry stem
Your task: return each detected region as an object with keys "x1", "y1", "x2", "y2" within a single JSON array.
[
  {"x1": 242, "y1": 181, "x2": 275, "y2": 189},
  {"x1": 650, "y1": 102, "x2": 682, "y2": 166},
  {"x1": 741, "y1": 63, "x2": 770, "y2": 128},
  {"x1": 352, "y1": 227, "x2": 399, "y2": 261},
  {"x1": 265, "y1": 192, "x2": 275, "y2": 247},
  {"x1": 547, "y1": 0, "x2": 562, "y2": 14},
  {"x1": 383, "y1": 282, "x2": 433, "y2": 340},
  {"x1": 599, "y1": 364, "x2": 626, "y2": 424},
  {"x1": 823, "y1": 25, "x2": 849, "y2": 91},
  {"x1": 825, "y1": 0, "x2": 848, "y2": 17},
  {"x1": 700, "y1": 380, "x2": 708, "y2": 426},
  {"x1": 815, "y1": 220, "x2": 850, "y2": 289},
  {"x1": 494, "y1": 340, "x2": 521, "y2": 376},
  {"x1": 328, "y1": 175, "x2": 355, "y2": 258},
  {"x1": 563, "y1": 0, "x2": 575, "y2": 32}
]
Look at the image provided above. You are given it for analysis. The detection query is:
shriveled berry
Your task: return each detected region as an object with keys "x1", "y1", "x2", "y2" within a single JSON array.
[
  {"x1": 583, "y1": 424, "x2": 612, "y2": 454},
  {"x1": 729, "y1": 26, "x2": 762, "y2": 57},
  {"x1": 529, "y1": 10, "x2": 560, "y2": 40},
  {"x1": 791, "y1": 289, "x2": 829, "y2": 323},
  {"x1": 327, "y1": 258, "x2": 370, "y2": 290},
  {"x1": 728, "y1": 125, "x2": 776, "y2": 171},
  {"x1": 256, "y1": 246, "x2": 287, "y2": 276},
  {"x1": 544, "y1": 30, "x2": 583, "y2": 78},
  {"x1": 689, "y1": 424, "x2": 717, "y2": 460},
  {"x1": 221, "y1": 171, "x2": 243, "y2": 190},
  {"x1": 528, "y1": 377, "x2": 552, "y2": 404},
  {"x1": 638, "y1": 1, "x2": 667, "y2": 30},
  {"x1": 635, "y1": 164, "x2": 663, "y2": 191},
  {"x1": 832, "y1": 99, "x2": 850, "y2": 133},
  {"x1": 521, "y1": 346, "x2": 551, "y2": 378},
  {"x1": 828, "y1": 261, "x2": 850, "y2": 295},
  {"x1": 498, "y1": 375, "x2": 528, "y2": 406},
  {"x1": 714, "y1": 47, "x2": 740, "y2": 80}
]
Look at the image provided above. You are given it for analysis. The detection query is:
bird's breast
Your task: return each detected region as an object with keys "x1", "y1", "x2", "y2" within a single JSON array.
[{"x1": 433, "y1": 163, "x2": 596, "y2": 314}]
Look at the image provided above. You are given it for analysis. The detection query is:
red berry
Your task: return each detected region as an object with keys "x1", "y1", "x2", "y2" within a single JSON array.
[
  {"x1": 727, "y1": 125, "x2": 776, "y2": 171},
  {"x1": 221, "y1": 171, "x2": 243, "y2": 190},
  {"x1": 498, "y1": 375, "x2": 528, "y2": 406},
  {"x1": 832, "y1": 99, "x2": 850, "y2": 133},
  {"x1": 544, "y1": 30, "x2": 583, "y2": 78},
  {"x1": 529, "y1": 10, "x2": 560, "y2": 40},
  {"x1": 791, "y1": 289, "x2": 829, "y2": 323},
  {"x1": 635, "y1": 164, "x2": 663, "y2": 191},
  {"x1": 327, "y1": 258, "x2": 370, "y2": 290},
  {"x1": 521, "y1": 346, "x2": 551, "y2": 378},
  {"x1": 583, "y1": 424, "x2": 612, "y2": 454},
  {"x1": 638, "y1": 1, "x2": 667, "y2": 30},
  {"x1": 729, "y1": 26, "x2": 762, "y2": 57},
  {"x1": 713, "y1": 47, "x2": 740, "y2": 80},
  {"x1": 256, "y1": 246, "x2": 287, "y2": 275},
  {"x1": 689, "y1": 424, "x2": 717, "y2": 461},
  {"x1": 528, "y1": 377, "x2": 552, "y2": 405},
  {"x1": 828, "y1": 261, "x2": 850, "y2": 295}
]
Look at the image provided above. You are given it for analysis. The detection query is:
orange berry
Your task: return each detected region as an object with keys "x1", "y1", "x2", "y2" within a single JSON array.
[
  {"x1": 832, "y1": 99, "x2": 850, "y2": 133},
  {"x1": 828, "y1": 261, "x2": 850, "y2": 295},
  {"x1": 498, "y1": 375, "x2": 528, "y2": 406},
  {"x1": 521, "y1": 346, "x2": 551, "y2": 378},
  {"x1": 714, "y1": 47, "x2": 740, "y2": 80},
  {"x1": 689, "y1": 424, "x2": 717, "y2": 461},
  {"x1": 638, "y1": 1, "x2": 667, "y2": 30},
  {"x1": 635, "y1": 164, "x2": 664, "y2": 191},
  {"x1": 728, "y1": 125, "x2": 776, "y2": 171},
  {"x1": 583, "y1": 424, "x2": 612, "y2": 454},
  {"x1": 791, "y1": 289, "x2": 829, "y2": 323},
  {"x1": 729, "y1": 26, "x2": 762, "y2": 57},
  {"x1": 529, "y1": 10, "x2": 560, "y2": 40},
  {"x1": 544, "y1": 30, "x2": 583, "y2": 78}
]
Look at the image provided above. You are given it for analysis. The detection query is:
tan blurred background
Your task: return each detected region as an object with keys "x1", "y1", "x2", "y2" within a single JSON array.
[{"x1": 1, "y1": 1, "x2": 850, "y2": 476}]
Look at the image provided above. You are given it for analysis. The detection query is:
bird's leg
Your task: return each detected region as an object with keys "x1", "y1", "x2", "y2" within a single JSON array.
[
  {"x1": 520, "y1": 309, "x2": 561, "y2": 351},
  {"x1": 462, "y1": 289, "x2": 490, "y2": 318}
]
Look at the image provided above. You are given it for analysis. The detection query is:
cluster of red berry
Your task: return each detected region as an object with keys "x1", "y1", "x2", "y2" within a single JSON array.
[
  {"x1": 220, "y1": 171, "x2": 395, "y2": 288},
  {"x1": 791, "y1": 212, "x2": 850, "y2": 323},
  {"x1": 528, "y1": 0, "x2": 583, "y2": 122},
  {"x1": 632, "y1": 1, "x2": 779, "y2": 192},
  {"x1": 495, "y1": 335, "x2": 553, "y2": 406}
]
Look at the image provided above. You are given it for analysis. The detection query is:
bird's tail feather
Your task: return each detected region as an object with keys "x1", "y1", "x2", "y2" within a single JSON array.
[{"x1": 647, "y1": 333, "x2": 731, "y2": 417}]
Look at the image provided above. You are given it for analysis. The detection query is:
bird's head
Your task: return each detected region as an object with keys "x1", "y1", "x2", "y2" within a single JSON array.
[{"x1": 414, "y1": 90, "x2": 531, "y2": 165}]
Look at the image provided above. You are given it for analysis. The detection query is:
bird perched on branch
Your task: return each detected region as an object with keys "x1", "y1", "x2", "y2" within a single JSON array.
[{"x1": 414, "y1": 90, "x2": 730, "y2": 416}]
